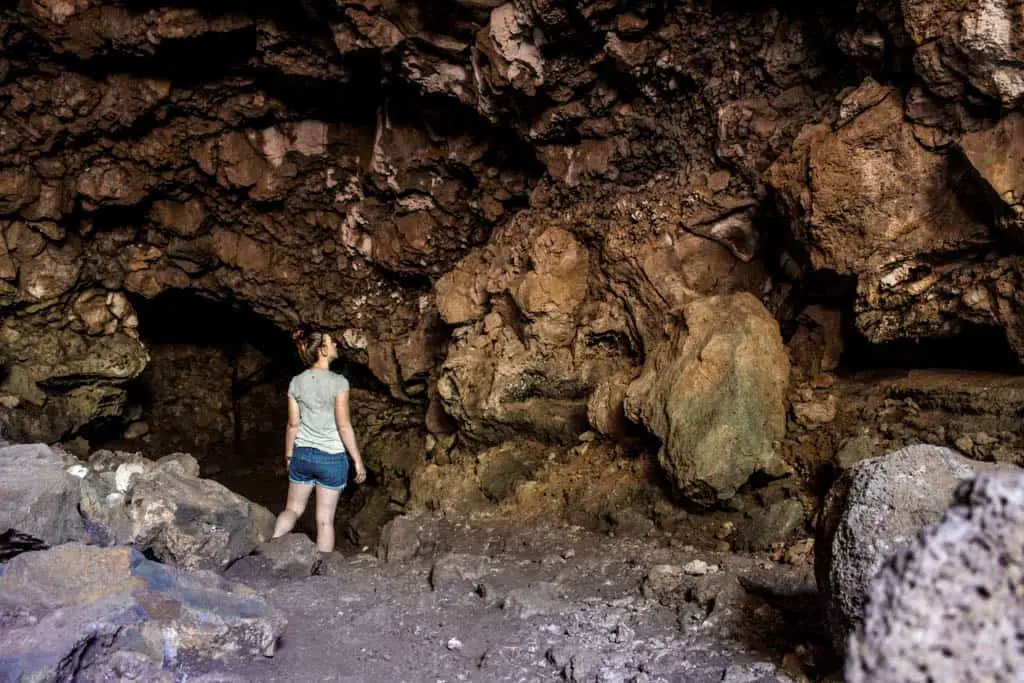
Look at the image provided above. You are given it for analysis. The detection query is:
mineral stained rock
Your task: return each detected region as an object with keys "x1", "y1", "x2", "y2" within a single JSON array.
[{"x1": 625, "y1": 293, "x2": 790, "y2": 507}]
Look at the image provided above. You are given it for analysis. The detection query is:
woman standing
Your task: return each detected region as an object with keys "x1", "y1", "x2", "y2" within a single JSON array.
[{"x1": 272, "y1": 329, "x2": 366, "y2": 553}]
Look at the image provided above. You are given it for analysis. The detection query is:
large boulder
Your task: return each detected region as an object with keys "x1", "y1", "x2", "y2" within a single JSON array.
[
  {"x1": 816, "y1": 444, "x2": 1013, "y2": 652},
  {"x1": 0, "y1": 543, "x2": 285, "y2": 682},
  {"x1": 0, "y1": 442, "x2": 83, "y2": 545},
  {"x1": 127, "y1": 466, "x2": 262, "y2": 572},
  {"x1": 624, "y1": 292, "x2": 789, "y2": 507},
  {"x1": 80, "y1": 449, "x2": 265, "y2": 570},
  {"x1": 847, "y1": 471, "x2": 1024, "y2": 682}
]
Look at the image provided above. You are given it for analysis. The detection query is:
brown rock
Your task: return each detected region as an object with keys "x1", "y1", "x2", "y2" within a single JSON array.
[
  {"x1": 18, "y1": 242, "x2": 82, "y2": 300},
  {"x1": 77, "y1": 161, "x2": 155, "y2": 207},
  {"x1": 960, "y1": 114, "x2": 1024, "y2": 228},
  {"x1": 151, "y1": 198, "x2": 207, "y2": 236},
  {"x1": 624, "y1": 293, "x2": 790, "y2": 506},
  {"x1": 0, "y1": 168, "x2": 41, "y2": 214}
]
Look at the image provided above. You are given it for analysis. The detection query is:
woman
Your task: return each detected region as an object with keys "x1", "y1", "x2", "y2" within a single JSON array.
[{"x1": 272, "y1": 329, "x2": 366, "y2": 553}]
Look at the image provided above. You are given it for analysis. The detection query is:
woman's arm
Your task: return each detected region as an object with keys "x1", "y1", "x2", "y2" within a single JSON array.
[
  {"x1": 284, "y1": 395, "x2": 300, "y2": 463},
  {"x1": 334, "y1": 391, "x2": 366, "y2": 483}
]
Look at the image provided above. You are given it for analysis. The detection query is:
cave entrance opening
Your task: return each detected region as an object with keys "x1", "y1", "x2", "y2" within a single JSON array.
[{"x1": 93, "y1": 289, "x2": 301, "y2": 510}]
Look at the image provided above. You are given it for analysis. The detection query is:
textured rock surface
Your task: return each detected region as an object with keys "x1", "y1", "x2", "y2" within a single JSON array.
[
  {"x1": 75, "y1": 446, "x2": 268, "y2": 570},
  {"x1": 0, "y1": 442, "x2": 82, "y2": 545},
  {"x1": 624, "y1": 293, "x2": 790, "y2": 506},
  {"x1": 815, "y1": 444, "x2": 1015, "y2": 652},
  {"x1": 3, "y1": 0, "x2": 1024, "y2": 571},
  {"x1": 847, "y1": 471, "x2": 1024, "y2": 683},
  {"x1": 0, "y1": 544, "x2": 285, "y2": 682}
]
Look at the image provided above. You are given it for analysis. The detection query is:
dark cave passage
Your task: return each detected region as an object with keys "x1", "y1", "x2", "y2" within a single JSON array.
[
  {"x1": 90, "y1": 290, "x2": 301, "y2": 510},
  {"x1": 838, "y1": 322, "x2": 1024, "y2": 376}
]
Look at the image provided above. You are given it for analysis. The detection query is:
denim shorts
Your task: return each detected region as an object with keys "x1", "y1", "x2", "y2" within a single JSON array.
[{"x1": 289, "y1": 446, "x2": 349, "y2": 490}]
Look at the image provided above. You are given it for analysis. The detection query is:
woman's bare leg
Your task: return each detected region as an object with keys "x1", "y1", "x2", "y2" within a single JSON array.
[
  {"x1": 314, "y1": 485, "x2": 342, "y2": 552},
  {"x1": 272, "y1": 482, "x2": 314, "y2": 538}
]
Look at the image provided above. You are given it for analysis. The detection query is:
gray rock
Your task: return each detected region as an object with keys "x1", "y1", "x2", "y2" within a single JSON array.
[
  {"x1": 734, "y1": 498, "x2": 806, "y2": 551},
  {"x1": 0, "y1": 442, "x2": 83, "y2": 545},
  {"x1": 501, "y1": 581, "x2": 567, "y2": 619},
  {"x1": 376, "y1": 514, "x2": 422, "y2": 563},
  {"x1": 642, "y1": 564, "x2": 686, "y2": 599},
  {"x1": 0, "y1": 543, "x2": 285, "y2": 682},
  {"x1": 816, "y1": 444, "x2": 1013, "y2": 652},
  {"x1": 847, "y1": 472, "x2": 1024, "y2": 682},
  {"x1": 429, "y1": 552, "x2": 488, "y2": 593},
  {"x1": 226, "y1": 533, "x2": 321, "y2": 583},
  {"x1": 128, "y1": 467, "x2": 262, "y2": 571},
  {"x1": 78, "y1": 469, "x2": 134, "y2": 545}
]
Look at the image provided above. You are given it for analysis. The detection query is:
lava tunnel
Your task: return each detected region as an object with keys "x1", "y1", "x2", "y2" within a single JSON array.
[{"x1": 92, "y1": 290, "x2": 304, "y2": 510}]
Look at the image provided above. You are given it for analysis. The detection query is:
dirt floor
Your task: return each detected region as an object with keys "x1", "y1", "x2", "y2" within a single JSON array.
[{"x1": 187, "y1": 512, "x2": 831, "y2": 683}]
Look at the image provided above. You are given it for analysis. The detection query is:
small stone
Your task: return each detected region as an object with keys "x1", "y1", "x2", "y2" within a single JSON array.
[
  {"x1": 954, "y1": 436, "x2": 974, "y2": 453},
  {"x1": 682, "y1": 559, "x2": 718, "y2": 576},
  {"x1": 66, "y1": 464, "x2": 89, "y2": 479},
  {"x1": 446, "y1": 637, "x2": 463, "y2": 652}
]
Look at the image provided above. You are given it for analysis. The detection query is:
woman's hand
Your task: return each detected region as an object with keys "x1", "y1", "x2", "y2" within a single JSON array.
[{"x1": 353, "y1": 460, "x2": 367, "y2": 484}]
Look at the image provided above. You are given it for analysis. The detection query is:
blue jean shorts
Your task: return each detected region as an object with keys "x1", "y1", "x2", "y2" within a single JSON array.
[{"x1": 289, "y1": 446, "x2": 349, "y2": 490}]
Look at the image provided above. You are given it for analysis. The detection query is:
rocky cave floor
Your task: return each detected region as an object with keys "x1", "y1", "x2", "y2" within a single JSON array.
[{"x1": 202, "y1": 513, "x2": 823, "y2": 683}]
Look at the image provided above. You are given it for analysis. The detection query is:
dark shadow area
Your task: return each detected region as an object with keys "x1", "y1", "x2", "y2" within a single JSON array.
[{"x1": 838, "y1": 321, "x2": 1023, "y2": 376}]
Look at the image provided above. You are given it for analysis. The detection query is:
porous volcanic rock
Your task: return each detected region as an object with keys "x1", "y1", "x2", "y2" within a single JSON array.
[
  {"x1": 816, "y1": 443, "x2": 1015, "y2": 653},
  {"x1": 847, "y1": 471, "x2": 1024, "y2": 682}
]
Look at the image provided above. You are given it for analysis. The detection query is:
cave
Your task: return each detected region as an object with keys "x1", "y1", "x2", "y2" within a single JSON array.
[
  {"x1": 3, "y1": 0, "x2": 1024, "y2": 679},
  {"x1": 90, "y1": 291, "x2": 298, "y2": 506}
]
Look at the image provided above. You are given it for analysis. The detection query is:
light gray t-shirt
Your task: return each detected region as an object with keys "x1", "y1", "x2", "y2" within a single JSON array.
[{"x1": 288, "y1": 369, "x2": 350, "y2": 454}]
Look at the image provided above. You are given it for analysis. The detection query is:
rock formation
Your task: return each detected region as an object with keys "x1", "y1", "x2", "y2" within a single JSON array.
[
  {"x1": 847, "y1": 471, "x2": 1024, "y2": 682},
  {"x1": 816, "y1": 444, "x2": 1018, "y2": 653},
  {"x1": 1, "y1": 0, "x2": 1024, "y2": 547}
]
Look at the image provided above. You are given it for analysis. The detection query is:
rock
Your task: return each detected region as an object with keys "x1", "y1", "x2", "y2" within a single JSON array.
[
  {"x1": 429, "y1": 552, "x2": 488, "y2": 593},
  {"x1": 734, "y1": 499, "x2": 806, "y2": 552},
  {"x1": 642, "y1": 564, "x2": 686, "y2": 598},
  {"x1": 816, "y1": 443, "x2": 1015, "y2": 653},
  {"x1": 682, "y1": 559, "x2": 719, "y2": 576},
  {"x1": 127, "y1": 467, "x2": 263, "y2": 571},
  {"x1": 225, "y1": 533, "x2": 321, "y2": 582},
  {"x1": 959, "y1": 114, "x2": 1024, "y2": 231},
  {"x1": 792, "y1": 394, "x2": 837, "y2": 428},
  {"x1": 500, "y1": 581, "x2": 567, "y2": 619},
  {"x1": 0, "y1": 442, "x2": 83, "y2": 545},
  {"x1": 0, "y1": 167, "x2": 41, "y2": 214},
  {"x1": 624, "y1": 293, "x2": 790, "y2": 506},
  {"x1": 847, "y1": 471, "x2": 1024, "y2": 682},
  {"x1": 0, "y1": 544, "x2": 285, "y2": 681},
  {"x1": 765, "y1": 81, "x2": 994, "y2": 349},
  {"x1": 376, "y1": 514, "x2": 422, "y2": 562},
  {"x1": 902, "y1": 0, "x2": 1024, "y2": 106}
]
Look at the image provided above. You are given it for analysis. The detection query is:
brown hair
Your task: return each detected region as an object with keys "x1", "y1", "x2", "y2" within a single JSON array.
[{"x1": 292, "y1": 329, "x2": 328, "y2": 367}]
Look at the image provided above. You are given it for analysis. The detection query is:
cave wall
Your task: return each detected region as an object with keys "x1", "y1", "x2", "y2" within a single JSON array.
[{"x1": 2, "y1": 0, "x2": 1024, "y2": 515}]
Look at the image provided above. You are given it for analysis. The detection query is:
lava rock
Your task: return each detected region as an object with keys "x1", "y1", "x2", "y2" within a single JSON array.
[
  {"x1": 0, "y1": 543, "x2": 285, "y2": 682},
  {"x1": 847, "y1": 471, "x2": 1024, "y2": 682},
  {"x1": 0, "y1": 442, "x2": 84, "y2": 545},
  {"x1": 816, "y1": 443, "x2": 1014, "y2": 652}
]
